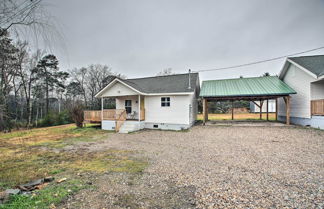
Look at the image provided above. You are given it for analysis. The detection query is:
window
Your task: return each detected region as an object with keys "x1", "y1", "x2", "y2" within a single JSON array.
[
  {"x1": 125, "y1": 100, "x2": 132, "y2": 113},
  {"x1": 161, "y1": 97, "x2": 170, "y2": 107}
]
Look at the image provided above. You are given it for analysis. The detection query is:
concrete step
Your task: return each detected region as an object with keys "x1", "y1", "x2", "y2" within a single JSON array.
[{"x1": 118, "y1": 122, "x2": 140, "y2": 133}]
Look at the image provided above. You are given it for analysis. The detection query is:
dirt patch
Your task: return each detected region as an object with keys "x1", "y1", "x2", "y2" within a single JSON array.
[{"x1": 60, "y1": 172, "x2": 196, "y2": 209}]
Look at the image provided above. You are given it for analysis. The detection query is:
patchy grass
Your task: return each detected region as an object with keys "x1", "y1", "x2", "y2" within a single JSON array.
[
  {"x1": 114, "y1": 194, "x2": 139, "y2": 208},
  {"x1": 0, "y1": 124, "x2": 148, "y2": 208},
  {"x1": 0, "y1": 124, "x2": 109, "y2": 148},
  {"x1": 197, "y1": 113, "x2": 276, "y2": 121},
  {"x1": 0, "y1": 179, "x2": 89, "y2": 209}
]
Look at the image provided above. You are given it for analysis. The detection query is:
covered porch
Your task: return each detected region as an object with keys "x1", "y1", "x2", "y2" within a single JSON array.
[{"x1": 84, "y1": 95, "x2": 145, "y2": 131}]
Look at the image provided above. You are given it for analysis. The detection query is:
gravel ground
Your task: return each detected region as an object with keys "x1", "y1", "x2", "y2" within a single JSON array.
[{"x1": 62, "y1": 124, "x2": 324, "y2": 208}]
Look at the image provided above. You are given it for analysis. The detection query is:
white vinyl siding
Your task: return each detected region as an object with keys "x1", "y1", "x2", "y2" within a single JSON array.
[
  {"x1": 144, "y1": 95, "x2": 191, "y2": 124},
  {"x1": 101, "y1": 81, "x2": 138, "y2": 97},
  {"x1": 311, "y1": 80, "x2": 324, "y2": 100},
  {"x1": 278, "y1": 64, "x2": 316, "y2": 118},
  {"x1": 251, "y1": 100, "x2": 276, "y2": 113}
]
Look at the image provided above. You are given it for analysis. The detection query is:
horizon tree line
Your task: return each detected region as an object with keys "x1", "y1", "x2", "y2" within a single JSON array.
[{"x1": 0, "y1": 28, "x2": 123, "y2": 131}]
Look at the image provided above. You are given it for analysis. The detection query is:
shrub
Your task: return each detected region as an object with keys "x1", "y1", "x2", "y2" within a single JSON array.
[
  {"x1": 68, "y1": 104, "x2": 84, "y2": 128},
  {"x1": 36, "y1": 111, "x2": 73, "y2": 127}
]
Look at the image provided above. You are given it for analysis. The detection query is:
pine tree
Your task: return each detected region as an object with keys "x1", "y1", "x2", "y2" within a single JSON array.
[
  {"x1": 0, "y1": 28, "x2": 19, "y2": 131},
  {"x1": 34, "y1": 54, "x2": 68, "y2": 115}
]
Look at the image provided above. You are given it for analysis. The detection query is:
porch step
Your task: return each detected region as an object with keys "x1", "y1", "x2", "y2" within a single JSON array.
[{"x1": 118, "y1": 121, "x2": 140, "y2": 133}]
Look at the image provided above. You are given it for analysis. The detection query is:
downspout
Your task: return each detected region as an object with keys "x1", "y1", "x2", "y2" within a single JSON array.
[{"x1": 188, "y1": 69, "x2": 191, "y2": 90}]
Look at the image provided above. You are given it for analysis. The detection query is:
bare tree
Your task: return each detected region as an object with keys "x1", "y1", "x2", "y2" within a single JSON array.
[
  {"x1": 157, "y1": 68, "x2": 174, "y2": 76},
  {"x1": 17, "y1": 47, "x2": 44, "y2": 126},
  {"x1": 0, "y1": 0, "x2": 43, "y2": 35},
  {"x1": 70, "y1": 67, "x2": 88, "y2": 107},
  {"x1": 0, "y1": 0, "x2": 64, "y2": 51}
]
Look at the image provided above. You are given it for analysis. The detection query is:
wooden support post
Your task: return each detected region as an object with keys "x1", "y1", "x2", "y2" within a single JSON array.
[
  {"x1": 259, "y1": 100, "x2": 264, "y2": 120},
  {"x1": 285, "y1": 96, "x2": 291, "y2": 125},
  {"x1": 203, "y1": 98, "x2": 208, "y2": 125},
  {"x1": 138, "y1": 95, "x2": 141, "y2": 122},
  {"x1": 266, "y1": 99, "x2": 269, "y2": 121},
  {"x1": 101, "y1": 97, "x2": 104, "y2": 121},
  {"x1": 275, "y1": 98, "x2": 278, "y2": 121},
  {"x1": 231, "y1": 100, "x2": 234, "y2": 120}
]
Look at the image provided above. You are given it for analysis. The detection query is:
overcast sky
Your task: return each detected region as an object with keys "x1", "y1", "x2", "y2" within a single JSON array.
[{"x1": 45, "y1": 0, "x2": 324, "y2": 80}]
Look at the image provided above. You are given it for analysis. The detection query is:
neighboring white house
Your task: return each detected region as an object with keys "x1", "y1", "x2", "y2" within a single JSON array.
[
  {"x1": 250, "y1": 100, "x2": 276, "y2": 113},
  {"x1": 278, "y1": 55, "x2": 324, "y2": 129},
  {"x1": 95, "y1": 73, "x2": 200, "y2": 133}
]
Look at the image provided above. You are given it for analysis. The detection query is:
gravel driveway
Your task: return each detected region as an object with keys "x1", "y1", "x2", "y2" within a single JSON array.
[{"x1": 64, "y1": 124, "x2": 324, "y2": 208}]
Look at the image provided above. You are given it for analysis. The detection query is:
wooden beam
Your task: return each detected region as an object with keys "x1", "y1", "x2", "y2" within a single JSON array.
[
  {"x1": 231, "y1": 100, "x2": 234, "y2": 120},
  {"x1": 285, "y1": 96, "x2": 290, "y2": 125},
  {"x1": 252, "y1": 101, "x2": 261, "y2": 108},
  {"x1": 204, "y1": 95, "x2": 286, "y2": 101},
  {"x1": 266, "y1": 99, "x2": 269, "y2": 121},
  {"x1": 275, "y1": 98, "x2": 278, "y2": 121}
]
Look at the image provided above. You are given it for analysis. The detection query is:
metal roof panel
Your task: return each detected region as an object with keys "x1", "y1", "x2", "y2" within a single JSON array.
[{"x1": 200, "y1": 76, "x2": 296, "y2": 97}]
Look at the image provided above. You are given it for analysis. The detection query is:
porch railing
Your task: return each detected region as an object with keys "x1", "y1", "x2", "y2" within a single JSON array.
[
  {"x1": 115, "y1": 110, "x2": 127, "y2": 132},
  {"x1": 84, "y1": 110, "x2": 101, "y2": 122},
  {"x1": 84, "y1": 109, "x2": 127, "y2": 122},
  {"x1": 84, "y1": 109, "x2": 127, "y2": 132},
  {"x1": 311, "y1": 99, "x2": 324, "y2": 116}
]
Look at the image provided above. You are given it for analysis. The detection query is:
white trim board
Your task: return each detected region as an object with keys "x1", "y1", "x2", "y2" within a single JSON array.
[{"x1": 279, "y1": 58, "x2": 318, "y2": 80}]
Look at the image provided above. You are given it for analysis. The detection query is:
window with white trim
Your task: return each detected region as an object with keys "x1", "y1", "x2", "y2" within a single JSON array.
[{"x1": 161, "y1": 97, "x2": 170, "y2": 107}]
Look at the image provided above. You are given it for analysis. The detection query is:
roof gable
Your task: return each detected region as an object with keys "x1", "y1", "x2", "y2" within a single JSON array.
[
  {"x1": 280, "y1": 55, "x2": 324, "y2": 80},
  {"x1": 95, "y1": 79, "x2": 142, "y2": 97},
  {"x1": 289, "y1": 55, "x2": 324, "y2": 77},
  {"x1": 200, "y1": 76, "x2": 296, "y2": 98}
]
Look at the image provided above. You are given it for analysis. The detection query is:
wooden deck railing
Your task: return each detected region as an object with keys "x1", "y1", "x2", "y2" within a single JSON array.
[
  {"x1": 84, "y1": 110, "x2": 101, "y2": 122},
  {"x1": 311, "y1": 99, "x2": 324, "y2": 116},
  {"x1": 84, "y1": 109, "x2": 144, "y2": 132},
  {"x1": 115, "y1": 110, "x2": 127, "y2": 132},
  {"x1": 84, "y1": 109, "x2": 127, "y2": 122}
]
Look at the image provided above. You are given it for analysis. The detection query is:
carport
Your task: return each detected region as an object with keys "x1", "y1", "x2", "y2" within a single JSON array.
[{"x1": 200, "y1": 76, "x2": 296, "y2": 125}]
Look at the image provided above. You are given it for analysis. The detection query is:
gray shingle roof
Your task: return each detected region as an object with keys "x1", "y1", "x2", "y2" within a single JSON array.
[
  {"x1": 289, "y1": 55, "x2": 324, "y2": 77},
  {"x1": 117, "y1": 73, "x2": 199, "y2": 93}
]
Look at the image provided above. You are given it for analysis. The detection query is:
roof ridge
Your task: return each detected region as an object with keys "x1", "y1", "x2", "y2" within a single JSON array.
[
  {"x1": 202, "y1": 76, "x2": 277, "y2": 82},
  {"x1": 127, "y1": 72, "x2": 198, "y2": 81},
  {"x1": 288, "y1": 54, "x2": 324, "y2": 59}
]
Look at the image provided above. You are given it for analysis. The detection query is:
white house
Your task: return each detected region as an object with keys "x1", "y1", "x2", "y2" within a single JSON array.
[
  {"x1": 278, "y1": 55, "x2": 324, "y2": 129},
  {"x1": 94, "y1": 73, "x2": 200, "y2": 133},
  {"x1": 250, "y1": 100, "x2": 276, "y2": 113}
]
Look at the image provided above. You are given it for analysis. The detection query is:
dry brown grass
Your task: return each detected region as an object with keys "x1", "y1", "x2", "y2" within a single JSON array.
[
  {"x1": 197, "y1": 113, "x2": 276, "y2": 120},
  {"x1": 0, "y1": 124, "x2": 147, "y2": 190}
]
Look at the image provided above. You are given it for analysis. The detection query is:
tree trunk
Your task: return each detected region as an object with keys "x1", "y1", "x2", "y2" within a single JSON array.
[
  {"x1": 36, "y1": 104, "x2": 39, "y2": 127},
  {"x1": 28, "y1": 99, "x2": 32, "y2": 127}
]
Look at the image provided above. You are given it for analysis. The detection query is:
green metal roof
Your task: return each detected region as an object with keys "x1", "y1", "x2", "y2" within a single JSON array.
[{"x1": 200, "y1": 76, "x2": 296, "y2": 98}]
